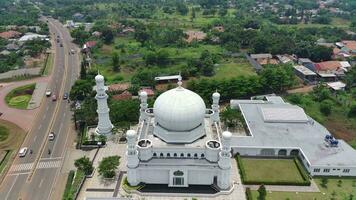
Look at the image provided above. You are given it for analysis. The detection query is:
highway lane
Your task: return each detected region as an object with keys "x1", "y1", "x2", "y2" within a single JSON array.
[{"x1": 0, "y1": 18, "x2": 79, "y2": 200}]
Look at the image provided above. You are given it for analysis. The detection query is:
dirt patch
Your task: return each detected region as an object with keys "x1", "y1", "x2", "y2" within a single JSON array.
[
  {"x1": 101, "y1": 45, "x2": 112, "y2": 54},
  {"x1": 0, "y1": 119, "x2": 26, "y2": 150},
  {"x1": 325, "y1": 119, "x2": 356, "y2": 142}
]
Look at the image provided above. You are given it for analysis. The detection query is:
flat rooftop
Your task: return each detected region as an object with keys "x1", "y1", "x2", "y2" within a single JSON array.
[
  {"x1": 230, "y1": 98, "x2": 356, "y2": 167},
  {"x1": 293, "y1": 65, "x2": 317, "y2": 76}
]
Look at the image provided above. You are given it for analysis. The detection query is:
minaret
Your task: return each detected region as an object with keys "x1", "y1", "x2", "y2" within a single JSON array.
[
  {"x1": 126, "y1": 130, "x2": 139, "y2": 186},
  {"x1": 139, "y1": 91, "x2": 148, "y2": 122},
  {"x1": 211, "y1": 91, "x2": 220, "y2": 122},
  {"x1": 218, "y1": 131, "x2": 232, "y2": 190},
  {"x1": 94, "y1": 74, "x2": 113, "y2": 135}
]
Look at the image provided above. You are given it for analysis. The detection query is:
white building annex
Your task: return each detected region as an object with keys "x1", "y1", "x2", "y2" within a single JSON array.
[{"x1": 126, "y1": 79, "x2": 233, "y2": 190}]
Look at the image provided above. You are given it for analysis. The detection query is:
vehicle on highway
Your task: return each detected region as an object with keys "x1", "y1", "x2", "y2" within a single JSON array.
[
  {"x1": 45, "y1": 89, "x2": 52, "y2": 97},
  {"x1": 60, "y1": 43, "x2": 63, "y2": 47},
  {"x1": 56, "y1": 38, "x2": 60, "y2": 43},
  {"x1": 18, "y1": 147, "x2": 28, "y2": 157},
  {"x1": 63, "y1": 92, "x2": 68, "y2": 100},
  {"x1": 49, "y1": 132, "x2": 55, "y2": 141},
  {"x1": 52, "y1": 94, "x2": 57, "y2": 101},
  {"x1": 70, "y1": 49, "x2": 75, "y2": 54}
]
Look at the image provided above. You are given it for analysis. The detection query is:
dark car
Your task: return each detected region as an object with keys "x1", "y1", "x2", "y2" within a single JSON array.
[
  {"x1": 60, "y1": 43, "x2": 63, "y2": 47},
  {"x1": 63, "y1": 92, "x2": 68, "y2": 100}
]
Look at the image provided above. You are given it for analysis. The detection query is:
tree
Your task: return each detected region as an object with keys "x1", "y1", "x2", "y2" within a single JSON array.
[
  {"x1": 74, "y1": 156, "x2": 93, "y2": 175},
  {"x1": 348, "y1": 101, "x2": 356, "y2": 118},
  {"x1": 259, "y1": 64, "x2": 295, "y2": 93},
  {"x1": 70, "y1": 79, "x2": 93, "y2": 101},
  {"x1": 176, "y1": 3, "x2": 189, "y2": 15},
  {"x1": 112, "y1": 52, "x2": 120, "y2": 72},
  {"x1": 258, "y1": 184, "x2": 267, "y2": 200},
  {"x1": 218, "y1": 8, "x2": 228, "y2": 16},
  {"x1": 313, "y1": 84, "x2": 331, "y2": 101},
  {"x1": 71, "y1": 26, "x2": 90, "y2": 45},
  {"x1": 191, "y1": 8, "x2": 196, "y2": 21},
  {"x1": 320, "y1": 99, "x2": 333, "y2": 116},
  {"x1": 310, "y1": 45, "x2": 332, "y2": 62},
  {"x1": 98, "y1": 156, "x2": 120, "y2": 178},
  {"x1": 102, "y1": 28, "x2": 114, "y2": 44},
  {"x1": 221, "y1": 107, "x2": 243, "y2": 128},
  {"x1": 345, "y1": 67, "x2": 356, "y2": 89},
  {"x1": 80, "y1": 61, "x2": 87, "y2": 79}
]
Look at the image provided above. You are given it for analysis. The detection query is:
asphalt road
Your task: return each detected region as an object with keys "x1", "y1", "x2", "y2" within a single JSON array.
[{"x1": 0, "y1": 18, "x2": 79, "y2": 200}]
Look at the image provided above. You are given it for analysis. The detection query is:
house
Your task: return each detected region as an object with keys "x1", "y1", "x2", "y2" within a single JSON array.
[
  {"x1": 327, "y1": 81, "x2": 346, "y2": 91},
  {"x1": 18, "y1": 33, "x2": 48, "y2": 42},
  {"x1": 184, "y1": 30, "x2": 207, "y2": 43},
  {"x1": 276, "y1": 54, "x2": 294, "y2": 64},
  {"x1": 73, "y1": 13, "x2": 84, "y2": 21},
  {"x1": 0, "y1": 30, "x2": 22, "y2": 39},
  {"x1": 139, "y1": 87, "x2": 154, "y2": 97},
  {"x1": 314, "y1": 61, "x2": 350, "y2": 77},
  {"x1": 112, "y1": 91, "x2": 132, "y2": 101},
  {"x1": 92, "y1": 31, "x2": 101, "y2": 37},
  {"x1": 298, "y1": 58, "x2": 315, "y2": 71},
  {"x1": 155, "y1": 75, "x2": 182, "y2": 84},
  {"x1": 6, "y1": 43, "x2": 19, "y2": 51},
  {"x1": 293, "y1": 65, "x2": 317, "y2": 83},
  {"x1": 108, "y1": 83, "x2": 131, "y2": 92},
  {"x1": 250, "y1": 53, "x2": 278, "y2": 65},
  {"x1": 82, "y1": 41, "x2": 97, "y2": 53},
  {"x1": 0, "y1": 50, "x2": 11, "y2": 56},
  {"x1": 342, "y1": 40, "x2": 356, "y2": 55}
]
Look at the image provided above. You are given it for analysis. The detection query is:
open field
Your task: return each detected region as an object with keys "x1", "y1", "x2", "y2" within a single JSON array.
[
  {"x1": 212, "y1": 58, "x2": 256, "y2": 80},
  {"x1": 5, "y1": 83, "x2": 35, "y2": 109},
  {"x1": 240, "y1": 158, "x2": 306, "y2": 184},
  {"x1": 251, "y1": 178, "x2": 356, "y2": 200}
]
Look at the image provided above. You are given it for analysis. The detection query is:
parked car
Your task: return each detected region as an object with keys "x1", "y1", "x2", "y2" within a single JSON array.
[
  {"x1": 18, "y1": 147, "x2": 28, "y2": 157},
  {"x1": 45, "y1": 89, "x2": 52, "y2": 97},
  {"x1": 63, "y1": 92, "x2": 68, "y2": 100},
  {"x1": 49, "y1": 132, "x2": 55, "y2": 141},
  {"x1": 52, "y1": 94, "x2": 57, "y2": 101}
]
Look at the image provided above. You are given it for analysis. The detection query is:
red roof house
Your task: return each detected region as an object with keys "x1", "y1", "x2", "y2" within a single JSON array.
[{"x1": 0, "y1": 31, "x2": 21, "y2": 39}]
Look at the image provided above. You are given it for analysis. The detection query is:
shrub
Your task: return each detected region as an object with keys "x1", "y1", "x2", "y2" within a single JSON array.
[
  {"x1": 320, "y1": 99, "x2": 333, "y2": 116},
  {"x1": 98, "y1": 156, "x2": 120, "y2": 178}
]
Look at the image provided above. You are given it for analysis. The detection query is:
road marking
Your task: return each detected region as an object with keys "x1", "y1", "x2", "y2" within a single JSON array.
[
  {"x1": 33, "y1": 135, "x2": 37, "y2": 142},
  {"x1": 40, "y1": 157, "x2": 62, "y2": 161},
  {"x1": 5, "y1": 174, "x2": 18, "y2": 200},
  {"x1": 39, "y1": 179, "x2": 44, "y2": 188},
  {"x1": 8, "y1": 172, "x2": 31, "y2": 176},
  {"x1": 10, "y1": 163, "x2": 34, "y2": 173},
  {"x1": 38, "y1": 124, "x2": 42, "y2": 130},
  {"x1": 46, "y1": 106, "x2": 49, "y2": 111},
  {"x1": 37, "y1": 160, "x2": 61, "y2": 169}
]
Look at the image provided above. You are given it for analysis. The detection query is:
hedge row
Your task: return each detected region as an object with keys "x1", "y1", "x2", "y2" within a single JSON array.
[
  {"x1": 245, "y1": 187, "x2": 253, "y2": 200},
  {"x1": 235, "y1": 156, "x2": 311, "y2": 186},
  {"x1": 62, "y1": 170, "x2": 75, "y2": 200}
]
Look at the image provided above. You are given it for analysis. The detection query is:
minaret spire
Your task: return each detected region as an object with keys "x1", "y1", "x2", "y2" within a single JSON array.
[{"x1": 94, "y1": 74, "x2": 113, "y2": 135}]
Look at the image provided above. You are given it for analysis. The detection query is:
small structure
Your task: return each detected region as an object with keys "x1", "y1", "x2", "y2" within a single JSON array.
[
  {"x1": 293, "y1": 65, "x2": 317, "y2": 83},
  {"x1": 276, "y1": 54, "x2": 293, "y2": 64},
  {"x1": 327, "y1": 81, "x2": 346, "y2": 91},
  {"x1": 18, "y1": 33, "x2": 48, "y2": 42},
  {"x1": 154, "y1": 75, "x2": 182, "y2": 83},
  {"x1": 317, "y1": 72, "x2": 337, "y2": 82},
  {"x1": 94, "y1": 74, "x2": 113, "y2": 135},
  {"x1": 108, "y1": 83, "x2": 130, "y2": 92},
  {"x1": 82, "y1": 41, "x2": 97, "y2": 53},
  {"x1": 6, "y1": 43, "x2": 19, "y2": 51},
  {"x1": 0, "y1": 30, "x2": 21, "y2": 39},
  {"x1": 250, "y1": 53, "x2": 278, "y2": 65},
  {"x1": 139, "y1": 87, "x2": 154, "y2": 97},
  {"x1": 112, "y1": 91, "x2": 132, "y2": 101},
  {"x1": 184, "y1": 30, "x2": 207, "y2": 43}
]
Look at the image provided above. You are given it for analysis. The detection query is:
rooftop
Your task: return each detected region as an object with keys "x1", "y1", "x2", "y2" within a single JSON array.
[
  {"x1": 230, "y1": 97, "x2": 356, "y2": 167},
  {"x1": 293, "y1": 65, "x2": 317, "y2": 76},
  {"x1": 250, "y1": 53, "x2": 272, "y2": 59}
]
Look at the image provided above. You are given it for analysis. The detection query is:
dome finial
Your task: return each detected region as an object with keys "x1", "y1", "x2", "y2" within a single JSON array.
[{"x1": 177, "y1": 72, "x2": 182, "y2": 88}]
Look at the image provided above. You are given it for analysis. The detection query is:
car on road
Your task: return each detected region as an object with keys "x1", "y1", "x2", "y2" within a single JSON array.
[
  {"x1": 70, "y1": 49, "x2": 75, "y2": 54},
  {"x1": 56, "y1": 38, "x2": 60, "y2": 43},
  {"x1": 49, "y1": 132, "x2": 55, "y2": 141},
  {"x1": 63, "y1": 92, "x2": 68, "y2": 100},
  {"x1": 45, "y1": 89, "x2": 52, "y2": 97},
  {"x1": 60, "y1": 43, "x2": 63, "y2": 47},
  {"x1": 18, "y1": 147, "x2": 28, "y2": 157},
  {"x1": 52, "y1": 94, "x2": 57, "y2": 101}
]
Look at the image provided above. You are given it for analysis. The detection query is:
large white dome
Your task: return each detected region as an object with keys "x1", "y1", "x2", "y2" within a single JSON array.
[{"x1": 153, "y1": 87, "x2": 206, "y2": 132}]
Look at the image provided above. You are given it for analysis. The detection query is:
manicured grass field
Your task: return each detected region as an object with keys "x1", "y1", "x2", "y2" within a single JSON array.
[
  {"x1": 0, "y1": 125, "x2": 9, "y2": 142},
  {"x1": 250, "y1": 178, "x2": 356, "y2": 200},
  {"x1": 5, "y1": 83, "x2": 35, "y2": 109},
  {"x1": 240, "y1": 158, "x2": 305, "y2": 184}
]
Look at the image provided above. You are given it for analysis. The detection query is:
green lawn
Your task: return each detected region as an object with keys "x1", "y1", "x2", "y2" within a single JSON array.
[
  {"x1": 43, "y1": 53, "x2": 54, "y2": 75},
  {"x1": 0, "y1": 150, "x2": 12, "y2": 174},
  {"x1": 212, "y1": 58, "x2": 256, "y2": 80},
  {"x1": 250, "y1": 178, "x2": 356, "y2": 200},
  {"x1": 5, "y1": 83, "x2": 35, "y2": 109},
  {"x1": 0, "y1": 125, "x2": 9, "y2": 142},
  {"x1": 240, "y1": 158, "x2": 305, "y2": 184}
]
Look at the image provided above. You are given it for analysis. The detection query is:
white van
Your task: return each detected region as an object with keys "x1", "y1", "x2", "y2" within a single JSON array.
[{"x1": 18, "y1": 147, "x2": 28, "y2": 157}]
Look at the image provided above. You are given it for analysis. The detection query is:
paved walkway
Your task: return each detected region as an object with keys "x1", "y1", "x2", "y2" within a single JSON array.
[
  {"x1": 0, "y1": 76, "x2": 50, "y2": 131},
  {"x1": 245, "y1": 180, "x2": 320, "y2": 192},
  {"x1": 28, "y1": 82, "x2": 48, "y2": 109},
  {"x1": 0, "y1": 67, "x2": 42, "y2": 80}
]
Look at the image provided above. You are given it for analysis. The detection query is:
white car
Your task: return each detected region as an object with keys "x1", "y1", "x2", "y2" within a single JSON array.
[
  {"x1": 45, "y1": 89, "x2": 52, "y2": 97},
  {"x1": 18, "y1": 147, "x2": 28, "y2": 157},
  {"x1": 49, "y1": 132, "x2": 55, "y2": 141},
  {"x1": 70, "y1": 49, "x2": 75, "y2": 54}
]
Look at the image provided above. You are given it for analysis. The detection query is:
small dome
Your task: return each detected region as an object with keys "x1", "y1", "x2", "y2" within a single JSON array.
[
  {"x1": 154, "y1": 87, "x2": 206, "y2": 132},
  {"x1": 126, "y1": 130, "x2": 136, "y2": 138},
  {"x1": 140, "y1": 91, "x2": 148, "y2": 97},
  {"x1": 213, "y1": 92, "x2": 220, "y2": 99},
  {"x1": 95, "y1": 74, "x2": 104, "y2": 82},
  {"x1": 222, "y1": 131, "x2": 232, "y2": 139}
]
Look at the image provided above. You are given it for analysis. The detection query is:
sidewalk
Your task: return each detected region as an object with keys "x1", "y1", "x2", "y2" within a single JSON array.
[
  {"x1": 27, "y1": 82, "x2": 48, "y2": 109},
  {"x1": 244, "y1": 180, "x2": 320, "y2": 192}
]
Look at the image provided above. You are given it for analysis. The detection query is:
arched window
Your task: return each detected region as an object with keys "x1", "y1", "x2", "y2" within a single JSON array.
[
  {"x1": 167, "y1": 153, "x2": 171, "y2": 157},
  {"x1": 194, "y1": 153, "x2": 198, "y2": 158},
  {"x1": 180, "y1": 153, "x2": 184, "y2": 157},
  {"x1": 160, "y1": 153, "x2": 164, "y2": 157},
  {"x1": 201, "y1": 153, "x2": 205, "y2": 158},
  {"x1": 187, "y1": 153, "x2": 191, "y2": 157},
  {"x1": 174, "y1": 153, "x2": 177, "y2": 157},
  {"x1": 173, "y1": 170, "x2": 184, "y2": 176},
  {"x1": 153, "y1": 153, "x2": 157, "y2": 157}
]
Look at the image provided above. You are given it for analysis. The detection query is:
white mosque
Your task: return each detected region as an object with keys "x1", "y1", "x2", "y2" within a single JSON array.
[{"x1": 126, "y1": 78, "x2": 232, "y2": 190}]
